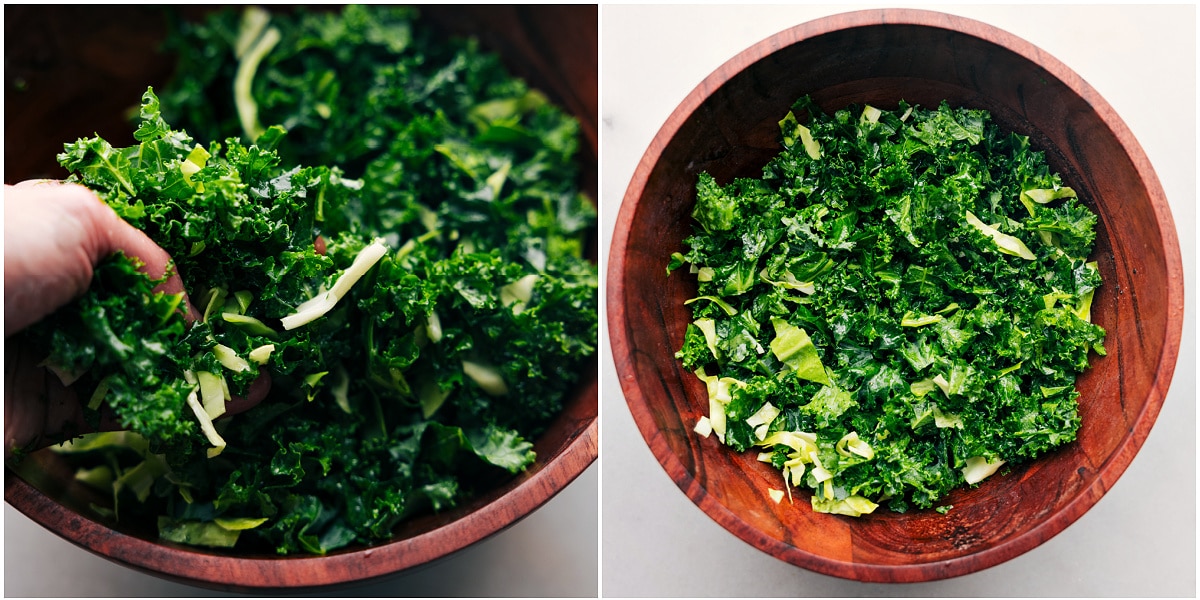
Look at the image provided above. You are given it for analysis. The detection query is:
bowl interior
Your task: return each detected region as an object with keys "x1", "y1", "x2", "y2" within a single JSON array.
[
  {"x1": 609, "y1": 10, "x2": 1181, "y2": 583},
  {"x1": 5, "y1": 4, "x2": 598, "y2": 591}
]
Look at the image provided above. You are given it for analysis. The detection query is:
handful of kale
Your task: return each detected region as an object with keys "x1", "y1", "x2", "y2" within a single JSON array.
[{"x1": 19, "y1": 5, "x2": 596, "y2": 554}]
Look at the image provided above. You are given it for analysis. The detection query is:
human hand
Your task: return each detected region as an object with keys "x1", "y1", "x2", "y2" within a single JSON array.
[
  {"x1": 5, "y1": 179, "x2": 201, "y2": 332},
  {"x1": 4, "y1": 180, "x2": 267, "y2": 458}
]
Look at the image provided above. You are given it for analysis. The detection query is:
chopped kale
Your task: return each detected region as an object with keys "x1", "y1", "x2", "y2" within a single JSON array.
[{"x1": 675, "y1": 98, "x2": 1104, "y2": 515}]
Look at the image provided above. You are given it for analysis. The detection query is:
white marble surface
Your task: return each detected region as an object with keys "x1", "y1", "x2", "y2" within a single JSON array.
[{"x1": 601, "y1": 4, "x2": 1196, "y2": 597}]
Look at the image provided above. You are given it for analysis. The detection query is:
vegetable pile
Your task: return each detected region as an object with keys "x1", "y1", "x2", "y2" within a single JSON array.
[
  {"x1": 17, "y1": 5, "x2": 596, "y2": 554},
  {"x1": 669, "y1": 97, "x2": 1105, "y2": 515}
]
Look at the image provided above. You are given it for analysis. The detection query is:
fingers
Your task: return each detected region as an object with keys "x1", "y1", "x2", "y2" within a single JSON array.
[
  {"x1": 4, "y1": 338, "x2": 125, "y2": 460},
  {"x1": 3, "y1": 180, "x2": 199, "y2": 334},
  {"x1": 222, "y1": 369, "x2": 273, "y2": 418},
  {"x1": 6, "y1": 361, "x2": 271, "y2": 459},
  {"x1": 69, "y1": 183, "x2": 202, "y2": 324},
  {"x1": 4, "y1": 182, "x2": 103, "y2": 333},
  {"x1": 5, "y1": 179, "x2": 267, "y2": 456},
  {"x1": 5, "y1": 341, "x2": 48, "y2": 459}
]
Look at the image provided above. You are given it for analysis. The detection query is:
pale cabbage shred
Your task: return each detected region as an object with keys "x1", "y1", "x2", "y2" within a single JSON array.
[
  {"x1": 693, "y1": 313, "x2": 1006, "y2": 516},
  {"x1": 690, "y1": 285, "x2": 1025, "y2": 515},
  {"x1": 185, "y1": 234, "x2": 517, "y2": 453},
  {"x1": 684, "y1": 103, "x2": 1061, "y2": 517},
  {"x1": 173, "y1": 237, "x2": 397, "y2": 457}
]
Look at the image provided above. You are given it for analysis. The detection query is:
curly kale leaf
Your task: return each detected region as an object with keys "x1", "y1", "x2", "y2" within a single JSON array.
[{"x1": 21, "y1": 254, "x2": 195, "y2": 454}]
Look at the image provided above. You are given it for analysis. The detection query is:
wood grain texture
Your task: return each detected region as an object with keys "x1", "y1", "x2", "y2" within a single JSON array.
[
  {"x1": 4, "y1": 4, "x2": 598, "y2": 591},
  {"x1": 607, "y1": 8, "x2": 1182, "y2": 583}
]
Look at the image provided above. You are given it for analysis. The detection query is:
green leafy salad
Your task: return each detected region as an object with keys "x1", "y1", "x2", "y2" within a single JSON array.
[
  {"x1": 16, "y1": 6, "x2": 596, "y2": 554},
  {"x1": 668, "y1": 97, "x2": 1105, "y2": 516}
]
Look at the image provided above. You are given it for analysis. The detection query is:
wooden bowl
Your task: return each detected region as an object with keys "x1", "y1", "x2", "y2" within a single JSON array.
[
  {"x1": 607, "y1": 9, "x2": 1183, "y2": 583},
  {"x1": 4, "y1": 5, "x2": 597, "y2": 592}
]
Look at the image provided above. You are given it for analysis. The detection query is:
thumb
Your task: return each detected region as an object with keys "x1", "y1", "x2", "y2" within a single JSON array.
[{"x1": 84, "y1": 189, "x2": 202, "y2": 324}]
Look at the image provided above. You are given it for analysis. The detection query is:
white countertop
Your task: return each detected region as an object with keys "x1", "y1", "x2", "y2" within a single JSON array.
[{"x1": 600, "y1": 4, "x2": 1195, "y2": 597}]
